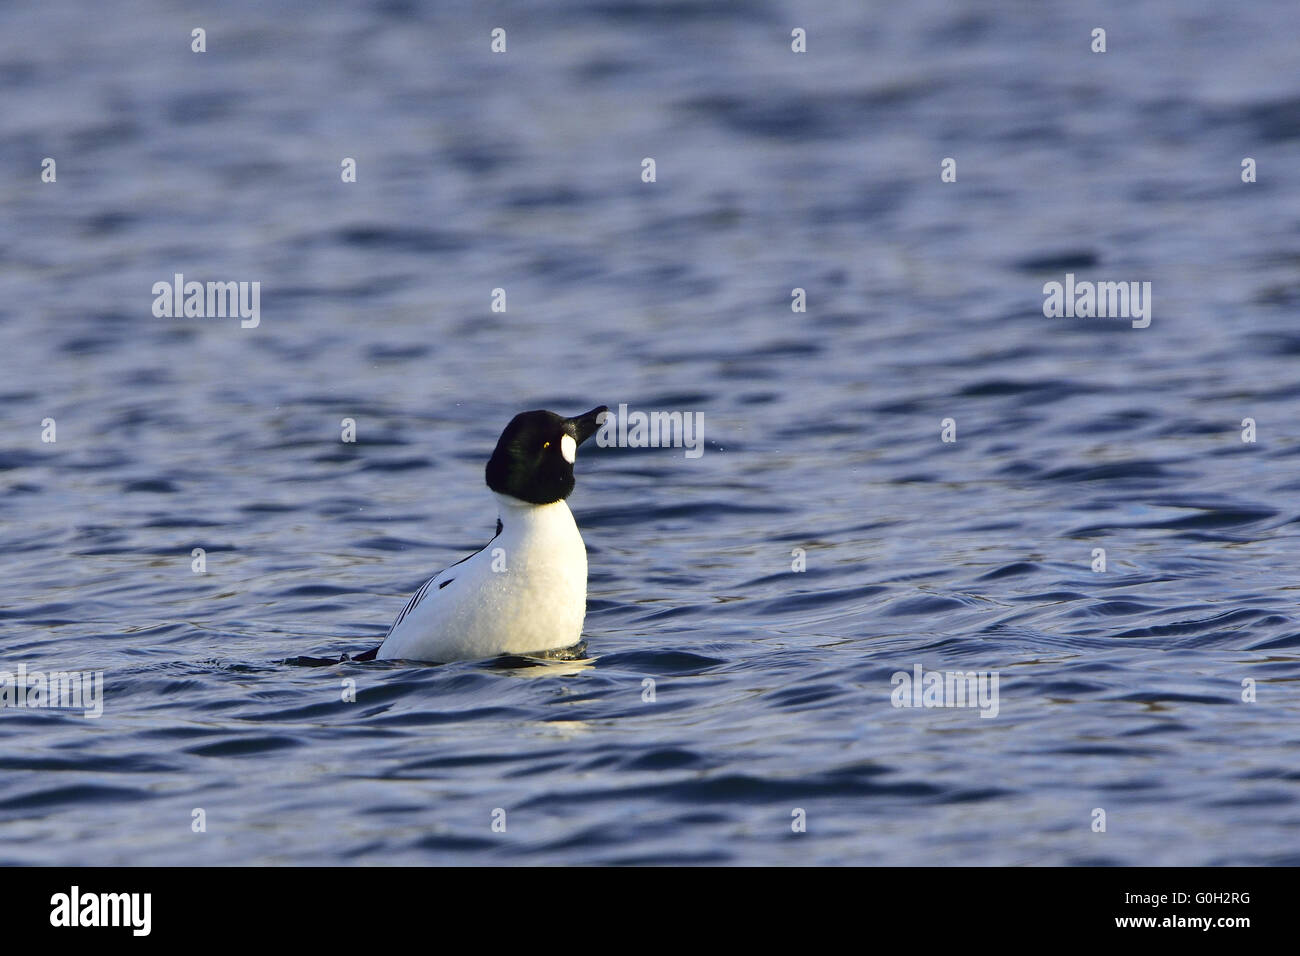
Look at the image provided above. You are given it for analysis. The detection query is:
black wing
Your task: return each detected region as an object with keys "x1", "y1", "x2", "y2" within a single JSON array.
[{"x1": 386, "y1": 574, "x2": 439, "y2": 636}]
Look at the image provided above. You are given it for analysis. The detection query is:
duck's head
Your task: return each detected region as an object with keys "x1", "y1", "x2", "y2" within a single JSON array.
[{"x1": 485, "y1": 406, "x2": 608, "y2": 504}]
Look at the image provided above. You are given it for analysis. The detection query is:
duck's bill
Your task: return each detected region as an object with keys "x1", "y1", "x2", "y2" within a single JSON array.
[{"x1": 568, "y1": 406, "x2": 609, "y2": 445}]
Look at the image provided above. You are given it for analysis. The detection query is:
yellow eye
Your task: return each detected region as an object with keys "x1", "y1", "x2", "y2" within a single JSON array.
[{"x1": 543, "y1": 441, "x2": 551, "y2": 449}]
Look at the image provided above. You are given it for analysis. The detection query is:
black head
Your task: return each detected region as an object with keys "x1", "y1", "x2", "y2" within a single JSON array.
[{"x1": 485, "y1": 406, "x2": 607, "y2": 505}]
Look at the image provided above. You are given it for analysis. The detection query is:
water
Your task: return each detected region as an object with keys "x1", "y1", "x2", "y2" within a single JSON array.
[{"x1": 2, "y1": 0, "x2": 1299, "y2": 865}]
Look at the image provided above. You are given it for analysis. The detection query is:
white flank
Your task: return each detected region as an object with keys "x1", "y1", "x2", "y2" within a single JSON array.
[{"x1": 376, "y1": 494, "x2": 588, "y2": 662}]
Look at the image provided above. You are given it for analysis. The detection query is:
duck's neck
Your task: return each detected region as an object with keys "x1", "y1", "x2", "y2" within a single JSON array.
[{"x1": 493, "y1": 492, "x2": 575, "y2": 533}]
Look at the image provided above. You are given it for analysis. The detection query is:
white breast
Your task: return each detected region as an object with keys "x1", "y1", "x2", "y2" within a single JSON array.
[{"x1": 376, "y1": 494, "x2": 589, "y2": 663}]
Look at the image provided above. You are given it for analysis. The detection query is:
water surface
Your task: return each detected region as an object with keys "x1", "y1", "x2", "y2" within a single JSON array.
[{"x1": 1, "y1": 0, "x2": 1299, "y2": 864}]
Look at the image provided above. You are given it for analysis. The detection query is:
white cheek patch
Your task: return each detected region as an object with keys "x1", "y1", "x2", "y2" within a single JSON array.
[{"x1": 560, "y1": 434, "x2": 577, "y2": 464}]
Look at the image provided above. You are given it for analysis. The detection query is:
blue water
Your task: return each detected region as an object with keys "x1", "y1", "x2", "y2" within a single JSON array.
[{"x1": 2, "y1": 0, "x2": 1300, "y2": 865}]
